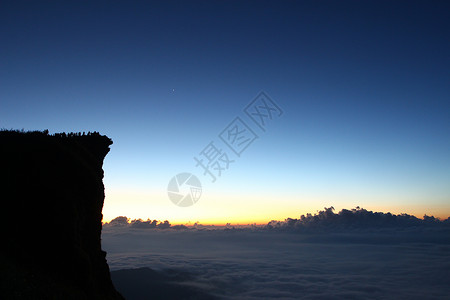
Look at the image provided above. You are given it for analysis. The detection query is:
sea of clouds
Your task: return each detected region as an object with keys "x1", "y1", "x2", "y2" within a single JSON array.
[{"x1": 102, "y1": 209, "x2": 450, "y2": 299}]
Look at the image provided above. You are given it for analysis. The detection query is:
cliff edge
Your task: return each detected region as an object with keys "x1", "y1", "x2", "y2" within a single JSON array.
[{"x1": 0, "y1": 130, "x2": 123, "y2": 299}]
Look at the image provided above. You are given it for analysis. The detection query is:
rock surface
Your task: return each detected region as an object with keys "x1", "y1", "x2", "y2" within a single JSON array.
[{"x1": 0, "y1": 130, "x2": 123, "y2": 299}]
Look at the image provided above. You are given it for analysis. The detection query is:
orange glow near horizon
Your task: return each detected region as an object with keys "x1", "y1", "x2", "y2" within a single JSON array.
[
  {"x1": 102, "y1": 198, "x2": 450, "y2": 225},
  {"x1": 101, "y1": 186, "x2": 450, "y2": 225},
  {"x1": 101, "y1": 211, "x2": 450, "y2": 225}
]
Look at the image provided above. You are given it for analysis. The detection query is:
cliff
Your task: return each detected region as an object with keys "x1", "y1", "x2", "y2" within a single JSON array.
[{"x1": 0, "y1": 130, "x2": 124, "y2": 299}]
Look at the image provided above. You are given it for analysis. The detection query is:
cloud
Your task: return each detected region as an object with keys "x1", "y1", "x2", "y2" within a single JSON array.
[
  {"x1": 110, "y1": 268, "x2": 217, "y2": 300},
  {"x1": 104, "y1": 207, "x2": 450, "y2": 232},
  {"x1": 264, "y1": 207, "x2": 450, "y2": 232},
  {"x1": 104, "y1": 217, "x2": 174, "y2": 229},
  {"x1": 102, "y1": 212, "x2": 450, "y2": 299},
  {"x1": 106, "y1": 216, "x2": 130, "y2": 227}
]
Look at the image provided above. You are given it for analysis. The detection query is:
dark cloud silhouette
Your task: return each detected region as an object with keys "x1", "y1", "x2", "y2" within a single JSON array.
[
  {"x1": 102, "y1": 208, "x2": 450, "y2": 299},
  {"x1": 265, "y1": 207, "x2": 450, "y2": 232},
  {"x1": 104, "y1": 217, "x2": 173, "y2": 229},
  {"x1": 107, "y1": 216, "x2": 130, "y2": 227},
  {"x1": 130, "y1": 219, "x2": 158, "y2": 229},
  {"x1": 105, "y1": 207, "x2": 450, "y2": 232}
]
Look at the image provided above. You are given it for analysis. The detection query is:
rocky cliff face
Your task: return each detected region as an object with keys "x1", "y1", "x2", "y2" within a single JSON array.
[{"x1": 0, "y1": 130, "x2": 123, "y2": 299}]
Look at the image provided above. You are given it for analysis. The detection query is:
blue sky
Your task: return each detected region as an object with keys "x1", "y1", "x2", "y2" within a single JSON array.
[{"x1": 1, "y1": 1, "x2": 449, "y2": 222}]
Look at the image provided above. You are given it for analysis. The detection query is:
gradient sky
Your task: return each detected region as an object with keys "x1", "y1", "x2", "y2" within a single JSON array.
[{"x1": 1, "y1": 1, "x2": 449, "y2": 223}]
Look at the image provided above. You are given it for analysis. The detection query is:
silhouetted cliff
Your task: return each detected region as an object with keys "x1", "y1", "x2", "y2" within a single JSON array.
[{"x1": 0, "y1": 130, "x2": 123, "y2": 299}]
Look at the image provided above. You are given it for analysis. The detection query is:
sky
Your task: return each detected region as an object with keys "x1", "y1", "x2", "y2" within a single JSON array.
[{"x1": 1, "y1": 0, "x2": 449, "y2": 223}]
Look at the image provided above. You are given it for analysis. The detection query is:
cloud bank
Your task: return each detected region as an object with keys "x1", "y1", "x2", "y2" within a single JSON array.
[
  {"x1": 104, "y1": 207, "x2": 450, "y2": 231},
  {"x1": 103, "y1": 208, "x2": 450, "y2": 299}
]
